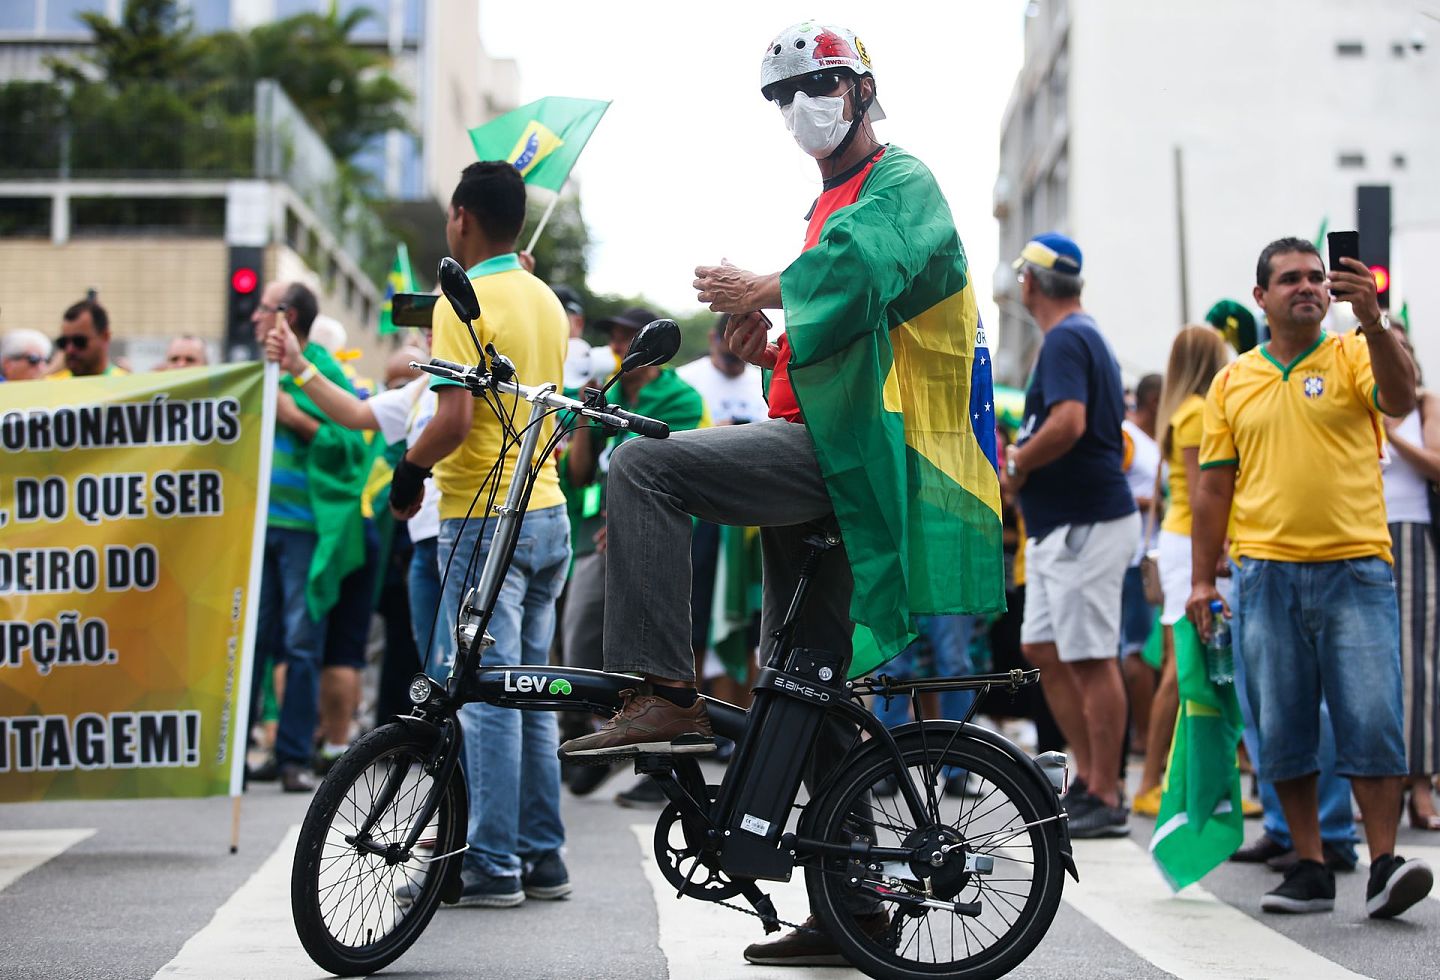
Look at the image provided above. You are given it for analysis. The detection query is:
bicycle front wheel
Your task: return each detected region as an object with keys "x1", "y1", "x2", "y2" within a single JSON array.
[
  {"x1": 291, "y1": 721, "x2": 465, "y2": 977},
  {"x1": 804, "y1": 727, "x2": 1064, "y2": 980}
]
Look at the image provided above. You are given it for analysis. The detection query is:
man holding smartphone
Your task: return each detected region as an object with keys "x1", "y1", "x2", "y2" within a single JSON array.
[{"x1": 1187, "y1": 237, "x2": 1432, "y2": 919}]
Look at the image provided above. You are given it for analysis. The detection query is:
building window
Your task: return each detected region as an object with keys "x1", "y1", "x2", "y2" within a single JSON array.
[
  {"x1": 338, "y1": 0, "x2": 387, "y2": 42},
  {"x1": 0, "y1": 2, "x2": 38, "y2": 31},
  {"x1": 187, "y1": 0, "x2": 231, "y2": 33},
  {"x1": 1335, "y1": 41, "x2": 1364, "y2": 56},
  {"x1": 1337, "y1": 152, "x2": 1365, "y2": 168},
  {"x1": 402, "y1": 0, "x2": 423, "y2": 41},
  {"x1": 275, "y1": 0, "x2": 319, "y2": 19},
  {"x1": 1391, "y1": 42, "x2": 1406, "y2": 58},
  {"x1": 45, "y1": 0, "x2": 104, "y2": 33},
  {"x1": 1393, "y1": 153, "x2": 1407, "y2": 169}
]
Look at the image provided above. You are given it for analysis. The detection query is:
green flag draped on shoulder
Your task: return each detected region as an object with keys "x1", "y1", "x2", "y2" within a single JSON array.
[
  {"x1": 377, "y1": 243, "x2": 416, "y2": 336},
  {"x1": 468, "y1": 97, "x2": 611, "y2": 192},
  {"x1": 781, "y1": 146, "x2": 1006, "y2": 677},
  {"x1": 1149, "y1": 616, "x2": 1244, "y2": 891}
]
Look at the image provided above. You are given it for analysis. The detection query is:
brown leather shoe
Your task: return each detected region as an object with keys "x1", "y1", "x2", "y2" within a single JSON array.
[
  {"x1": 558, "y1": 688, "x2": 715, "y2": 761},
  {"x1": 742, "y1": 911, "x2": 889, "y2": 966}
]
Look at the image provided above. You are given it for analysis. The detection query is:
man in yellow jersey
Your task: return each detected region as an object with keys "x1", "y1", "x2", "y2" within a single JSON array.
[
  {"x1": 389, "y1": 161, "x2": 572, "y2": 909},
  {"x1": 1188, "y1": 237, "x2": 1431, "y2": 919},
  {"x1": 49, "y1": 299, "x2": 128, "y2": 379}
]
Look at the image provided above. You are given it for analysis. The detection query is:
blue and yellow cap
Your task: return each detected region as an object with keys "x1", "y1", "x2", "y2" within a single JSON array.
[{"x1": 1012, "y1": 232, "x2": 1083, "y2": 275}]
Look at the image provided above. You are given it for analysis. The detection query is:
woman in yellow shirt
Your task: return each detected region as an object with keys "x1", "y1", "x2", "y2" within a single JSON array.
[{"x1": 1134, "y1": 325, "x2": 1230, "y2": 814}]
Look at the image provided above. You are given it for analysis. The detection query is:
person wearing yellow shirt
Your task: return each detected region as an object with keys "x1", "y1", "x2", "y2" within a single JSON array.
[
  {"x1": 1132, "y1": 325, "x2": 1230, "y2": 815},
  {"x1": 1188, "y1": 237, "x2": 1431, "y2": 920},
  {"x1": 49, "y1": 299, "x2": 129, "y2": 379},
  {"x1": 388, "y1": 161, "x2": 571, "y2": 910}
]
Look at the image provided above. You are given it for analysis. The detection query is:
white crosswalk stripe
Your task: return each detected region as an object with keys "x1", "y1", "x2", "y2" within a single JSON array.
[
  {"x1": 0, "y1": 828, "x2": 94, "y2": 893},
  {"x1": 153, "y1": 825, "x2": 329, "y2": 980},
  {"x1": 1064, "y1": 837, "x2": 1369, "y2": 979}
]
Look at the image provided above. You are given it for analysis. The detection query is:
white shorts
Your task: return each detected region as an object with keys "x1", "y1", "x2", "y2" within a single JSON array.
[
  {"x1": 1020, "y1": 511, "x2": 1141, "y2": 663},
  {"x1": 1157, "y1": 529, "x2": 1192, "y2": 626}
]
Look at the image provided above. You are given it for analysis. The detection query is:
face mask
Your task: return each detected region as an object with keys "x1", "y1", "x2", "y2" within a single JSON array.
[{"x1": 780, "y1": 88, "x2": 852, "y2": 158}]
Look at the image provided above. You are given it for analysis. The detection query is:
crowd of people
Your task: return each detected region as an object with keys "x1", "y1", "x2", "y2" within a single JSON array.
[{"x1": 4, "y1": 15, "x2": 1436, "y2": 963}]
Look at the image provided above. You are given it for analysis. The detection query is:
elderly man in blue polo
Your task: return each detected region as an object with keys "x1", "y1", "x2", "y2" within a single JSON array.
[{"x1": 1002, "y1": 232, "x2": 1140, "y2": 839}]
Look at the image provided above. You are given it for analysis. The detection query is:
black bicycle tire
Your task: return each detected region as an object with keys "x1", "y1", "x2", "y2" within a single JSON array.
[
  {"x1": 291, "y1": 722, "x2": 464, "y2": 977},
  {"x1": 804, "y1": 731, "x2": 1064, "y2": 980}
]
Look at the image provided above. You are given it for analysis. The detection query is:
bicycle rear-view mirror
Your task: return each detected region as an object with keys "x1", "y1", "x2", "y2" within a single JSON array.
[
  {"x1": 620, "y1": 318, "x2": 681, "y2": 373},
  {"x1": 437, "y1": 257, "x2": 481, "y2": 323}
]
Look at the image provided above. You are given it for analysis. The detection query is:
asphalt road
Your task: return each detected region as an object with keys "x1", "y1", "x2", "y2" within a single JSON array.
[{"x1": 2, "y1": 761, "x2": 1439, "y2": 979}]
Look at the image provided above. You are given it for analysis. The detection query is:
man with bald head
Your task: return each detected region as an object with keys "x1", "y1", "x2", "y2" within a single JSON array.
[{"x1": 159, "y1": 335, "x2": 209, "y2": 370}]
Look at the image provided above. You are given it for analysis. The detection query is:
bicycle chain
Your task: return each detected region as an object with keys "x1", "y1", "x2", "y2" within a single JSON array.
[{"x1": 713, "y1": 896, "x2": 820, "y2": 935}]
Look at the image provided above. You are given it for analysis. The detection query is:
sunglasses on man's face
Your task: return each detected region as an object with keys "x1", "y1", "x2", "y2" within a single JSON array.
[
  {"x1": 55, "y1": 334, "x2": 90, "y2": 351},
  {"x1": 4, "y1": 353, "x2": 45, "y2": 366},
  {"x1": 767, "y1": 71, "x2": 850, "y2": 107}
]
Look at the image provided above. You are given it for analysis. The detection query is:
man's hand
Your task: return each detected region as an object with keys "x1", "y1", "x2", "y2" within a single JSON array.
[
  {"x1": 1330, "y1": 256, "x2": 1382, "y2": 329},
  {"x1": 518, "y1": 250, "x2": 536, "y2": 274},
  {"x1": 723, "y1": 312, "x2": 778, "y2": 369},
  {"x1": 265, "y1": 321, "x2": 306, "y2": 375},
  {"x1": 593, "y1": 522, "x2": 607, "y2": 554},
  {"x1": 693, "y1": 261, "x2": 781, "y2": 314},
  {"x1": 1185, "y1": 582, "x2": 1228, "y2": 641},
  {"x1": 388, "y1": 453, "x2": 430, "y2": 520}
]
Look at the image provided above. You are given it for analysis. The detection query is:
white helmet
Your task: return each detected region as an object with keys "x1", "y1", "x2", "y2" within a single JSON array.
[{"x1": 759, "y1": 22, "x2": 885, "y2": 121}]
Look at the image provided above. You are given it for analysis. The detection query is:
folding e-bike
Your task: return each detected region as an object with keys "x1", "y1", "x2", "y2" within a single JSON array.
[{"x1": 290, "y1": 259, "x2": 1077, "y2": 980}]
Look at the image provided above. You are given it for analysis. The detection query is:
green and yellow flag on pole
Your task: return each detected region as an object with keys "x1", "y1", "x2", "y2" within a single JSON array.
[
  {"x1": 1149, "y1": 616, "x2": 1245, "y2": 890},
  {"x1": 468, "y1": 96, "x2": 611, "y2": 193},
  {"x1": 377, "y1": 242, "x2": 416, "y2": 336},
  {"x1": 781, "y1": 146, "x2": 1006, "y2": 677}
]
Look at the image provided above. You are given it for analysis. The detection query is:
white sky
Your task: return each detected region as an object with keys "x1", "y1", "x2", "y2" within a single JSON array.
[{"x1": 478, "y1": 1, "x2": 1028, "y2": 335}]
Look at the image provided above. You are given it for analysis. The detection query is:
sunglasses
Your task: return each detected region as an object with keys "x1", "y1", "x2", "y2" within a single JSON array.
[
  {"x1": 55, "y1": 334, "x2": 90, "y2": 351},
  {"x1": 257, "y1": 303, "x2": 288, "y2": 315},
  {"x1": 5, "y1": 353, "x2": 45, "y2": 366},
  {"x1": 766, "y1": 71, "x2": 850, "y2": 107}
]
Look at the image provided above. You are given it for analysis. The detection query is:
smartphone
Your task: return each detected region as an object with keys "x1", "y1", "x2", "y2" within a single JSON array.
[
  {"x1": 1327, "y1": 230, "x2": 1360, "y2": 273},
  {"x1": 391, "y1": 292, "x2": 439, "y2": 328}
]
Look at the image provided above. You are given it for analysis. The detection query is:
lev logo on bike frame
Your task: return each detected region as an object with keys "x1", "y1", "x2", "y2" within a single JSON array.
[{"x1": 501, "y1": 671, "x2": 571, "y2": 696}]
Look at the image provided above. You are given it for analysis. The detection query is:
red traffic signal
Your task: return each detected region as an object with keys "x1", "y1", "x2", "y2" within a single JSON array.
[
  {"x1": 230, "y1": 267, "x2": 259, "y2": 294},
  {"x1": 1369, "y1": 265, "x2": 1390, "y2": 295}
]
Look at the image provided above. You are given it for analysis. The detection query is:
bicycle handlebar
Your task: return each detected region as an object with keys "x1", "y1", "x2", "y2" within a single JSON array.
[{"x1": 408, "y1": 358, "x2": 670, "y2": 439}]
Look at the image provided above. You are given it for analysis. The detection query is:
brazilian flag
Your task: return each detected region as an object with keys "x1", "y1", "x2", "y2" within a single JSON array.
[
  {"x1": 1149, "y1": 617, "x2": 1244, "y2": 890},
  {"x1": 468, "y1": 97, "x2": 611, "y2": 193},
  {"x1": 377, "y1": 243, "x2": 416, "y2": 336},
  {"x1": 782, "y1": 146, "x2": 1005, "y2": 677}
]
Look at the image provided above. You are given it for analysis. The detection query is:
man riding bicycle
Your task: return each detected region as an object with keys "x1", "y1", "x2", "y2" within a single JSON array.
[{"x1": 559, "y1": 21, "x2": 1007, "y2": 962}]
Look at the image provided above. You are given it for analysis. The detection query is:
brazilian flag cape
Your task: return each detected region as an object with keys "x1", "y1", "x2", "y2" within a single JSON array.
[{"x1": 781, "y1": 146, "x2": 1006, "y2": 677}]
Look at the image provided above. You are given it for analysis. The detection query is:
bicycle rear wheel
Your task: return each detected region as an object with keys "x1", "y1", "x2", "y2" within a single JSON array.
[
  {"x1": 291, "y1": 721, "x2": 465, "y2": 977},
  {"x1": 804, "y1": 727, "x2": 1064, "y2": 980}
]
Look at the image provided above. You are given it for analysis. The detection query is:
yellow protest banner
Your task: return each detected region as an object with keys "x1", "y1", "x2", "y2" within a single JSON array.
[{"x1": 0, "y1": 363, "x2": 274, "y2": 801}]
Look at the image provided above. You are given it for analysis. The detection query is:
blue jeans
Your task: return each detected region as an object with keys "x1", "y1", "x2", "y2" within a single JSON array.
[
  {"x1": 407, "y1": 536, "x2": 444, "y2": 678},
  {"x1": 874, "y1": 615, "x2": 977, "y2": 728},
  {"x1": 255, "y1": 526, "x2": 326, "y2": 767},
  {"x1": 438, "y1": 505, "x2": 570, "y2": 878},
  {"x1": 1236, "y1": 557, "x2": 1406, "y2": 853}
]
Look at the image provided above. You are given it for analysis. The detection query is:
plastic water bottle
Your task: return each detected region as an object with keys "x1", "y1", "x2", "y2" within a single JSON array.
[{"x1": 1206, "y1": 600, "x2": 1234, "y2": 686}]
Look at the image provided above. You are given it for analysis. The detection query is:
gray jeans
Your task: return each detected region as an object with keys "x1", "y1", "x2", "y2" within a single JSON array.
[{"x1": 603, "y1": 419, "x2": 853, "y2": 681}]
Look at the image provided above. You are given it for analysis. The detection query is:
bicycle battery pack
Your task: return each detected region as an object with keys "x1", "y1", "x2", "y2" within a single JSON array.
[{"x1": 717, "y1": 647, "x2": 847, "y2": 880}]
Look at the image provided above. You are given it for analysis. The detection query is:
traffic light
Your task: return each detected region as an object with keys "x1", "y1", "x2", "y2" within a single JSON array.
[
  {"x1": 1356, "y1": 184, "x2": 1392, "y2": 309},
  {"x1": 226, "y1": 246, "x2": 263, "y2": 360}
]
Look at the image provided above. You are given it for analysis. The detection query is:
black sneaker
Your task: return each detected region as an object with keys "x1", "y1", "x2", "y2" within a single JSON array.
[
  {"x1": 616, "y1": 776, "x2": 669, "y2": 809},
  {"x1": 522, "y1": 850, "x2": 572, "y2": 900},
  {"x1": 1066, "y1": 795, "x2": 1130, "y2": 838},
  {"x1": 456, "y1": 866, "x2": 524, "y2": 908},
  {"x1": 1261, "y1": 859, "x2": 1335, "y2": 914},
  {"x1": 1365, "y1": 854, "x2": 1433, "y2": 919}
]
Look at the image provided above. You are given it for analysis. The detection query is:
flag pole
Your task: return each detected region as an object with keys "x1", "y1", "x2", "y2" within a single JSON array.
[{"x1": 524, "y1": 183, "x2": 564, "y2": 254}]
